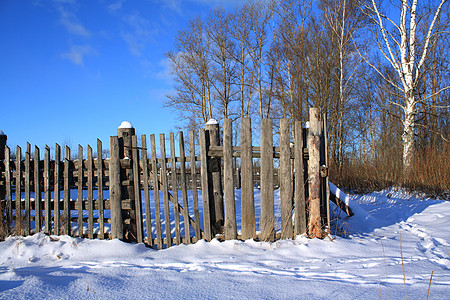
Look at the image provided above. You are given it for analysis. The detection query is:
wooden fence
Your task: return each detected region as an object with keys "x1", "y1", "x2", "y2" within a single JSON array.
[{"x1": 0, "y1": 108, "x2": 334, "y2": 248}]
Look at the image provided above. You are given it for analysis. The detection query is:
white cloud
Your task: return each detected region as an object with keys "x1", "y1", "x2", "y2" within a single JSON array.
[
  {"x1": 107, "y1": 0, "x2": 123, "y2": 14},
  {"x1": 120, "y1": 13, "x2": 159, "y2": 56},
  {"x1": 53, "y1": 0, "x2": 90, "y2": 37},
  {"x1": 61, "y1": 45, "x2": 96, "y2": 65}
]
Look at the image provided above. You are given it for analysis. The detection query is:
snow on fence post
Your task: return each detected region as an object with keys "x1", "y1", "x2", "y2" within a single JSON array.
[
  {"x1": 117, "y1": 121, "x2": 138, "y2": 242},
  {"x1": 307, "y1": 108, "x2": 324, "y2": 238},
  {"x1": 205, "y1": 119, "x2": 224, "y2": 235}
]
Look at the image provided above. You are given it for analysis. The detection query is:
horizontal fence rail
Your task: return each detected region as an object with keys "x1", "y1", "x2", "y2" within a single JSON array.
[{"x1": 0, "y1": 108, "x2": 331, "y2": 248}]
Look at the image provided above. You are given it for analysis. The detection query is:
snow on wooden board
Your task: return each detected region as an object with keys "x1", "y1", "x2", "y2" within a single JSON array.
[{"x1": 0, "y1": 189, "x2": 449, "y2": 299}]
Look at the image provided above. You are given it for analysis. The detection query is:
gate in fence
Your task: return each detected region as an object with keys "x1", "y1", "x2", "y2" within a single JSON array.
[{"x1": 0, "y1": 108, "x2": 331, "y2": 249}]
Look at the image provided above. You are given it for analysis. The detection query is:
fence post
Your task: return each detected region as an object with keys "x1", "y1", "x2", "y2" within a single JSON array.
[
  {"x1": 117, "y1": 121, "x2": 138, "y2": 242},
  {"x1": 0, "y1": 131, "x2": 6, "y2": 202},
  {"x1": 307, "y1": 108, "x2": 324, "y2": 238},
  {"x1": 205, "y1": 119, "x2": 224, "y2": 235}
]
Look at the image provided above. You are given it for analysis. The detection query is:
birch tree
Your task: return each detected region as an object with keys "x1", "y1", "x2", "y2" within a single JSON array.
[{"x1": 362, "y1": 0, "x2": 449, "y2": 177}]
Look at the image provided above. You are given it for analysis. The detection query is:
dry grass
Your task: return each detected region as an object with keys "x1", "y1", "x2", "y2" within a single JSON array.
[{"x1": 329, "y1": 145, "x2": 450, "y2": 198}]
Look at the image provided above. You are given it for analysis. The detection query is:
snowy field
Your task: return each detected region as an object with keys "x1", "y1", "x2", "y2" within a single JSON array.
[{"x1": 0, "y1": 188, "x2": 449, "y2": 299}]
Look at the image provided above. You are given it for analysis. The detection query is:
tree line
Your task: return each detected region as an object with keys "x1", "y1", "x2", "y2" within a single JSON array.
[{"x1": 165, "y1": 0, "x2": 449, "y2": 193}]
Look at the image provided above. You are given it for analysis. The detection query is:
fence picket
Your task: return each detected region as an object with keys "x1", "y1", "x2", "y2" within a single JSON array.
[
  {"x1": 25, "y1": 143, "x2": 31, "y2": 236},
  {"x1": 199, "y1": 128, "x2": 211, "y2": 241},
  {"x1": 189, "y1": 130, "x2": 201, "y2": 241},
  {"x1": 294, "y1": 121, "x2": 306, "y2": 235},
  {"x1": 44, "y1": 145, "x2": 51, "y2": 235},
  {"x1": 5, "y1": 146, "x2": 12, "y2": 234},
  {"x1": 170, "y1": 133, "x2": 181, "y2": 245},
  {"x1": 97, "y1": 139, "x2": 104, "y2": 239},
  {"x1": 280, "y1": 119, "x2": 293, "y2": 239},
  {"x1": 240, "y1": 118, "x2": 255, "y2": 240},
  {"x1": 178, "y1": 131, "x2": 190, "y2": 244},
  {"x1": 223, "y1": 119, "x2": 237, "y2": 240},
  {"x1": 132, "y1": 135, "x2": 144, "y2": 243},
  {"x1": 15, "y1": 146, "x2": 22, "y2": 235},
  {"x1": 77, "y1": 145, "x2": 83, "y2": 237},
  {"x1": 54, "y1": 144, "x2": 61, "y2": 235},
  {"x1": 63, "y1": 146, "x2": 71, "y2": 236},
  {"x1": 141, "y1": 135, "x2": 153, "y2": 247},
  {"x1": 260, "y1": 118, "x2": 274, "y2": 242},
  {"x1": 34, "y1": 146, "x2": 41, "y2": 232},
  {"x1": 109, "y1": 136, "x2": 123, "y2": 240},
  {"x1": 88, "y1": 145, "x2": 94, "y2": 239},
  {"x1": 150, "y1": 134, "x2": 163, "y2": 249},
  {"x1": 160, "y1": 134, "x2": 172, "y2": 247}
]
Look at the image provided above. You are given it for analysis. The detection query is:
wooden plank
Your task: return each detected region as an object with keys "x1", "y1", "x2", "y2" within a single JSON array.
[
  {"x1": 323, "y1": 115, "x2": 331, "y2": 233},
  {"x1": 160, "y1": 134, "x2": 172, "y2": 247},
  {"x1": 150, "y1": 134, "x2": 163, "y2": 249},
  {"x1": 280, "y1": 119, "x2": 293, "y2": 239},
  {"x1": 109, "y1": 136, "x2": 123, "y2": 240},
  {"x1": 240, "y1": 118, "x2": 255, "y2": 240},
  {"x1": 34, "y1": 146, "x2": 41, "y2": 233},
  {"x1": 5, "y1": 146, "x2": 12, "y2": 235},
  {"x1": 178, "y1": 131, "x2": 190, "y2": 244},
  {"x1": 141, "y1": 135, "x2": 152, "y2": 246},
  {"x1": 294, "y1": 121, "x2": 307, "y2": 235},
  {"x1": 307, "y1": 108, "x2": 323, "y2": 238},
  {"x1": 199, "y1": 128, "x2": 212, "y2": 241},
  {"x1": 260, "y1": 118, "x2": 274, "y2": 242},
  {"x1": 189, "y1": 130, "x2": 201, "y2": 242},
  {"x1": 223, "y1": 119, "x2": 237, "y2": 240},
  {"x1": 24, "y1": 143, "x2": 31, "y2": 236},
  {"x1": 170, "y1": 133, "x2": 181, "y2": 245},
  {"x1": 54, "y1": 143, "x2": 61, "y2": 235},
  {"x1": 132, "y1": 135, "x2": 144, "y2": 243},
  {"x1": 15, "y1": 146, "x2": 22, "y2": 235},
  {"x1": 77, "y1": 145, "x2": 83, "y2": 237},
  {"x1": 44, "y1": 145, "x2": 51, "y2": 235},
  {"x1": 97, "y1": 139, "x2": 104, "y2": 239},
  {"x1": 63, "y1": 146, "x2": 71, "y2": 236},
  {"x1": 87, "y1": 145, "x2": 94, "y2": 239}
]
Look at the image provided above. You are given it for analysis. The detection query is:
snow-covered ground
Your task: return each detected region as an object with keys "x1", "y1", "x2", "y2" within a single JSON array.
[{"x1": 1, "y1": 189, "x2": 449, "y2": 299}]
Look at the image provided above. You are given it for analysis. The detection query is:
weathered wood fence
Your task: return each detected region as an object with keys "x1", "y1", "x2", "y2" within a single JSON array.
[{"x1": 0, "y1": 108, "x2": 332, "y2": 248}]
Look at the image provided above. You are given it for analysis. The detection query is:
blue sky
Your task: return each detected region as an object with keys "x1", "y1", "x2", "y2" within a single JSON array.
[{"x1": 0, "y1": 0, "x2": 236, "y2": 152}]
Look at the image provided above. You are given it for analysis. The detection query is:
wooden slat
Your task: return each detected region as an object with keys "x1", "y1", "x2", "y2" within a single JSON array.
[
  {"x1": 141, "y1": 135, "x2": 153, "y2": 247},
  {"x1": 189, "y1": 130, "x2": 201, "y2": 241},
  {"x1": 323, "y1": 115, "x2": 331, "y2": 233},
  {"x1": 294, "y1": 121, "x2": 307, "y2": 235},
  {"x1": 63, "y1": 146, "x2": 71, "y2": 236},
  {"x1": 54, "y1": 143, "x2": 61, "y2": 235},
  {"x1": 34, "y1": 146, "x2": 41, "y2": 232},
  {"x1": 150, "y1": 134, "x2": 163, "y2": 249},
  {"x1": 5, "y1": 146, "x2": 12, "y2": 235},
  {"x1": 97, "y1": 139, "x2": 105, "y2": 239},
  {"x1": 170, "y1": 133, "x2": 181, "y2": 245},
  {"x1": 77, "y1": 145, "x2": 83, "y2": 237},
  {"x1": 260, "y1": 118, "x2": 274, "y2": 242},
  {"x1": 280, "y1": 119, "x2": 293, "y2": 239},
  {"x1": 87, "y1": 145, "x2": 94, "y2": 239},
  {"x1": 178, "y1": 131, "x2": 190, "y2": 244},
  {"x1": 240, "y1": 118, "x2": 255, "y2": 240},
  {"x1": 160, "y1": 134, "x2": 172, "y2": 247},
  {"x1": 308, "y1": 108, "x2": 323, "y2": 238},
  {"x1": 24, "y1": 143, "x2": 31, "y2": 236},
  {"x1": 109, "y1": 136, "x2": 123, "y2": 240},
  {"x1": 132, "y1": 135, "x2": 144, "y2": 243},
  {"x1": 223, "y1": 119, "x2": 237, "y2": 240},
  {"x1": 44, "y1": 145, "x2": 51, "y2": 235},
  {"x1": 199, "y1": 128, "x2": 211, "y2": 241},
  {"x1": 15, "y1": 146, "x2": 22, "y2": 235}
]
